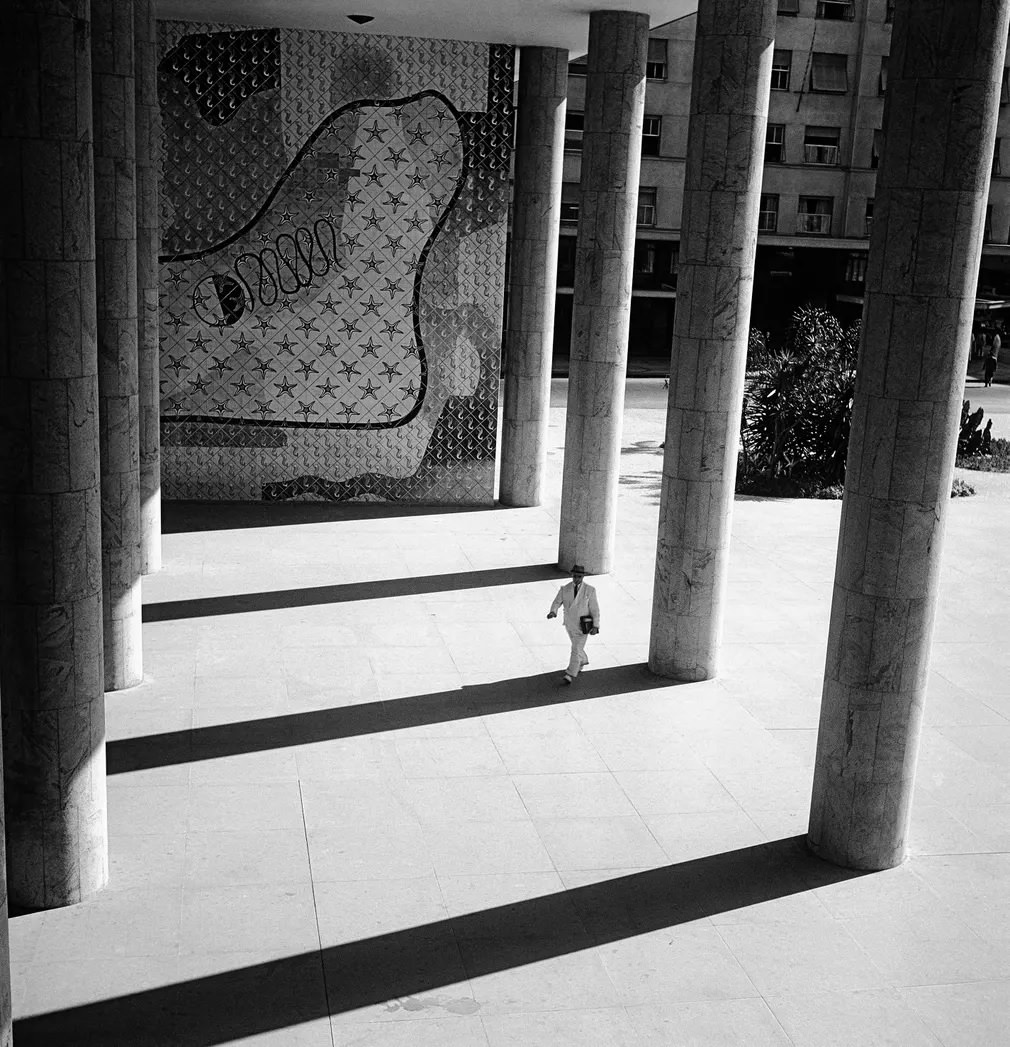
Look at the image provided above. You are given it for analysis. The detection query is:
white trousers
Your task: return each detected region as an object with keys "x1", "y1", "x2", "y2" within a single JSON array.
[{"x1": 565, "y1": 628, "x2": 589, "y2": 677}]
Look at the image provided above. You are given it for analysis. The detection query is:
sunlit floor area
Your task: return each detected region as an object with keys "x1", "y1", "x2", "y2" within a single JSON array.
[{"x1": 11, "y1": 390, "x2": 1010, "y2": 1046}]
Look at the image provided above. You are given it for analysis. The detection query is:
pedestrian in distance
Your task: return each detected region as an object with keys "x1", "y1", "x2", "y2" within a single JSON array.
[
  {"x1": 547, "y1": 563, "x2": 600, "y2": 685},
  {"x1": 984, "y1": 327, "x2": 1001, "y2": 387}
]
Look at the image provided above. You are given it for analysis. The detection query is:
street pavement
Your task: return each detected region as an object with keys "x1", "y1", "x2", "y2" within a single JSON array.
[{"x1": 552, "y1": 364, "x2": 1010, "y2": 438}]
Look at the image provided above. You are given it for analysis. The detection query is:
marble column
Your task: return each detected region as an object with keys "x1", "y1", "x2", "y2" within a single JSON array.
[
  {"x1": 558, "y1": 10, "x2": 649, "y2": 573},
  {"x1": 0, "y1": 0, "x2": 109, "y2": 907},
  {"x1": 648, "y1": 0, "x2": 777, "y2": 681},
  {"x1": 135, "y1": 0, "x2": 162, "y2": 575},
  {"x1": 93, "y1": 0, "x2": 143, "y2": 690},
  {"x1": 0, "y1": 724, "x2": 11, "y2": 1047},
  {"x1": 809, "y1": 0, "x2": 1010, "y2": 871},
  {"x1": 499, "y1": 47, "x2": 568, "y2": 508}
]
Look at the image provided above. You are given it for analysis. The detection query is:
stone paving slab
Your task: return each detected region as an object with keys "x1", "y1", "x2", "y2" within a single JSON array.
[{"x1": 10, "y1": 388, "x2": 1010, "y2": 1046}]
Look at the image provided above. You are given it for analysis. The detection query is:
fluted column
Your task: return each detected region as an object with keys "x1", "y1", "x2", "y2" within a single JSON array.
[
  {"x1": 135, "y1": 0, "x2": 162, "y2": 574},
  {"x1": 499, "y1": 46, "x2": 568, "y2": 507},
  {"x1": 93, "y1": 0, "x2": 143, "y2": 689},
  {"x1": 558, "y1": 10, "x2": 649, "y2": 573},
  {"x1": 648, "y1": 0, "x2": 777, "y2": 681},
  {"x1": 809, "y1": 0, "x2": 1010, "y2": 870},
  {"x1": 0, "y1": 0, "x2": 109, "y2": 908}
]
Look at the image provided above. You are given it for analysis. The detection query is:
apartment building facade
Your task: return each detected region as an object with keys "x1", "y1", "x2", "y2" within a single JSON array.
[{"x1": 556, "y1": 0, "x2": 1010, "y2": 365}]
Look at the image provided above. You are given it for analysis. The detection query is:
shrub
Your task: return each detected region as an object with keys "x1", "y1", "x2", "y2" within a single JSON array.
[{"x1": 740, "y1": 306, "x2": 858, "y2": 487}]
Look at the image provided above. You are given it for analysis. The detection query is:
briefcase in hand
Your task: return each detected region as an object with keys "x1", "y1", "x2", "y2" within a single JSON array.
[{"x1": 579, "y1": 615, "x2": 594, "y2": 634}]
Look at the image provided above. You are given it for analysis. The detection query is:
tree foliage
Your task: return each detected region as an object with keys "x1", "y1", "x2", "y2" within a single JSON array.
[{"x1": 740, "y1": 307, "x2": 859, "y2": 487}]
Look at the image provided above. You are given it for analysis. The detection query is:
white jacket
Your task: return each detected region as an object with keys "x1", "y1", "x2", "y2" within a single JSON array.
[{"x1": 550, "y1": 581, "x2": 600, "y2": 633}]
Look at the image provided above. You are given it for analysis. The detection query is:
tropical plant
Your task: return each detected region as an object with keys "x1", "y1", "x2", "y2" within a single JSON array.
[{"x1": 740, "y1": 306, "x2": 859, "y2": 487}]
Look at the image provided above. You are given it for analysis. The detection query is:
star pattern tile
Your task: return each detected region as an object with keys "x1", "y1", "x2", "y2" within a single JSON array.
[{"x1": 157, "y1": 26, "x2": 512, "y2": 504}]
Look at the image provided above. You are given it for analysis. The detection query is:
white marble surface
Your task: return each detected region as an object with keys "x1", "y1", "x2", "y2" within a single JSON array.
[
  {"x1": 136, "y1": 0, "x2": 162, "y2": 576},
  {"x1": 558, "y1": 10, "x2": 649, "y2": 574},
  {"x1": 649, "y1": 0, "x2": 777, "y2": 682},
  {"x1": 94, "y1": 0, "x2": 144, "y2": 690},
  {"x1": 1, "y1": 0, "x2": 109, "y2": 919},
  {"x1": 809, "y1": 0, "x2": 1010, "y2": 871},
  {"x1": 8, "y1": 382, "x2": 1010, "y2": 1044},
  {"x1": 500, "y1": 47, "x2": 568, "y2": 509}
]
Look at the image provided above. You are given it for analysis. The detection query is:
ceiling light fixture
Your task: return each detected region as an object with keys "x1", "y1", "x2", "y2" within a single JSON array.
[{"x1": 347, "y1": 13, "x2": 374, "y2": 24}]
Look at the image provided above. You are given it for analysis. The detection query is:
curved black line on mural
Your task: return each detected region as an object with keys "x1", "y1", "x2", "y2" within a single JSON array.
[
  {"x1": 159, "y1": 91, "x2": 465, "y2": 265},
  {"x1": 160, "y1": 89, "x2": 469, "y2": 431},
  {"x1": 259, "y1": 395, "x2": 496, "y2": 502}
]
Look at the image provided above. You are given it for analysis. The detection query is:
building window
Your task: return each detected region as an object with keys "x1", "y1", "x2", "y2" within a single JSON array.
[
  {"x1": 810, "y1": 53, "x2": 849, "y2": 93},
  {"x1": 1002, "y1": 69, "x2": 1009, "y2": 106},
  {"x1": 816, "y1": 0, "x2": 854, "y2": 18},
  {"x1": 759, "y1": 194, "x2": 779, "y2": 232},
  {"x1": 845, "y1": 253, "x2": 867, "y2": 283},
  {"x1": 637, "y1": 187, "x2": 657, "y2": 226},
  {"x1": 871, "y1": 128, "x2": 883, "y2": 169},
  {"x1": 771, "y1": 50, "x2": 792, "y2": 91},
  {"x1": 765, "y1": 123, "x2": 786, "y2": 163},
  {"x1": 878, "y1": 57, "x2": 888, "y2": 95},
  {"x1": 803, "y1": 126, "x2": 841, "y2": 165},
  {"x1": 642, "y1": 116, "x2": 662, "y2": 156},
  {"x1": 995, "y1": 138, "x2": 1003, "y2": 177},
  {"x1": 865, "y1": 198, "x2": 874, "y2": 237},
  {"x1": 778, "y1": 0, "x2": 799, "y2": 13},
  {"x1": 797, "y1": 196, "x2": 833, "y2": 235},
  {"x1": 558, "y1": 236, "x2": 577, "y2": 271},
  {"x1": 560, "y1": 182, "x2": 580, "y2": 223},
  {"x1": 634, "y1": 242, "x2": 657, "y2": 274},
  {"x1": 568, "y1": 58, "x2": 587, "y2": 76},
  {"x1": 646, "y1": 39, "x2": 667, "y2": 80},
  {"x1": 564, "y1": 111, "x2": 583, "y2": 151},
  {"x1": 884, "y1": 0, "x2": 895, "y2": 22},
  {"x1": 668, "y1": 242, "x2": 679, "y2": 276},
  {"x1": 985, "y1": 204, "x2": 994, "y2": 242}
]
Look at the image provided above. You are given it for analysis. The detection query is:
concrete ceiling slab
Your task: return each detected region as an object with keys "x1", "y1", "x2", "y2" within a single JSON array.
[{"x1": 156, "y1": 0, "x2": 696, "y2": 55}]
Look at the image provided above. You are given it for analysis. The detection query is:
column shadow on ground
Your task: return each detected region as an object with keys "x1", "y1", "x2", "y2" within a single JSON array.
[
  {"x1": 142, "y1": 563, "x2": 564, "y2": 621},
  {"x1": 13, "y1": 836, "x2": 869, "y2": 1046},
  {"x1": 107, "y1": 664, "x2": 670, "y2": 774}
]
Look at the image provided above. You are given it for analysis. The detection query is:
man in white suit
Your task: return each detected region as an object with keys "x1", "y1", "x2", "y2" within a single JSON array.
[{"x1": 547, "y1": 564, "x2": 600, "y2": 685}]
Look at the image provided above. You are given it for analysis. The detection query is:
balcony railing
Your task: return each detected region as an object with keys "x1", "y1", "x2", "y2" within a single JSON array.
[
  {"x1": 803, "y1": 143, "x2": 839, "y2": 165},
  {"x1": 797, "y1": 212, "x2": 832, "y2": 234}
]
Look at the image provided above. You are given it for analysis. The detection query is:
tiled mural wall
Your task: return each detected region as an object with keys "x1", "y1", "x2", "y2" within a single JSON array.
[{"x1": 157, "y1": 25, "x2": 513, "y2": 502}]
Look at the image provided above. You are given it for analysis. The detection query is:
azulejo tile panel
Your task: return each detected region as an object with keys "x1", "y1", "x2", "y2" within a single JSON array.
[{"x1": 158, "y1": 25, "x2": 512, "y2": 503}]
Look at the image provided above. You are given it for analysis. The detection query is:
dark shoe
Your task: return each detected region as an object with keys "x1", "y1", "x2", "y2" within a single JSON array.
[{"x1": 561, "y1": 673, "x2": 573, "y2": 685}]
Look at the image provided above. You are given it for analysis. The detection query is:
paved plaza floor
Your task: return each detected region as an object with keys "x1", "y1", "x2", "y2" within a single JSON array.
[{"x1": 10, "y1": 387, "x2": 1010, "y2": 1045}]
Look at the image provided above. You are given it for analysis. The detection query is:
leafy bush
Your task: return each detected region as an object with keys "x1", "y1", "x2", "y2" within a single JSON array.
[
  {"x1": 957, "y1": 400, "x2": 989, "y2": 457},
  {"x1": 740, "y1": 307, "x2": 859, "y2": 487},
  {"x1": 956, "y1": 434, "x2": 1010, "y2": 473},
  {"x1": 954, "y1": 401, "x2": 1010, "y2": 473}
]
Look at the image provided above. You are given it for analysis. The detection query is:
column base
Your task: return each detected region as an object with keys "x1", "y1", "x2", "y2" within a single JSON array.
[{"x1": 806, "y1": 834, "x2": 908, "y2": 873}]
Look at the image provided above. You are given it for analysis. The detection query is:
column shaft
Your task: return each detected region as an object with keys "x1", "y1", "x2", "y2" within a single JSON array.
[
  {"x1": 648, "y1": 0, "x2": 777, "y2": 681},
  {"x1": 0, "y1": 0, "x2": 109, "y2": 908},
  {"x1": 136, "y1": 0, "x2": 162, "y2": 574},
  {"x1": 0, "y1": 721, "x2": 11, "y2": 1047},
  {"x1": 809, "y1": 0, "x2": 1010, "y2": 870},
  {"x1": 499, "y1": 46, "x2": 568, "y2": 508},
  {"x1": 558, "y1": 10, "x2": 649, "y2": 573},
  {"x1": 93, "y1": 0, "x2": 143, "y2": 689}
]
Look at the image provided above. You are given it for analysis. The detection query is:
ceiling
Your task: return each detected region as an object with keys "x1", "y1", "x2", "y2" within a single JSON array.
[{"x1": 156, "y1": 0, "x2": 696, "y2": 56}]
